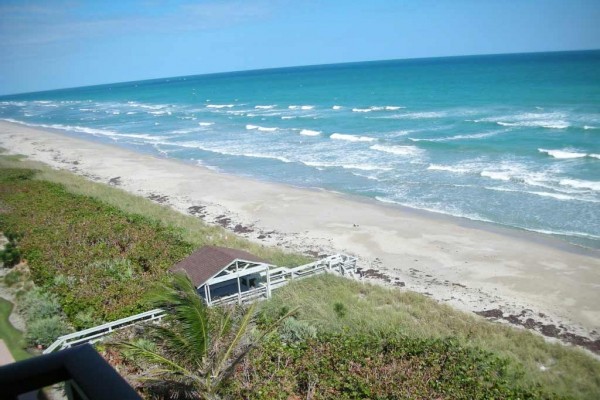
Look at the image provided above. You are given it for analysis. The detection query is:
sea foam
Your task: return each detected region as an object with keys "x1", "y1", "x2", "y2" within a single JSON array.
[
  {"x1": 246, "y1": 124, "x2": 278, "y2": 132},
  {"x1": 299, "y1": 129, "x2": 321, "y2": 136},
  {"x1": 559, "y1": 179, "x2": 600, "y2": 191},
  {"x1": 370, "y1": 144, "x2": 422, "y2": 156},
  {"x1": 330, "y1": 133, "x2": 375, "y2": 142},
  {"x1": 206, "y1": 104, "x2": 234, "y2": 109},
  {"x1": 538, "y1": 149, "x2": 588, "y2": 159}
]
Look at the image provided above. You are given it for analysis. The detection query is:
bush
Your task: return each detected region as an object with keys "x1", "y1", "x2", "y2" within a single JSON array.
[
  {"x1": 3, "y1": 269, "x2": 23, "y2": 287},
  {"x1": 18, "y1": 287, "x2": 71, "y2": 347},
  {"x1": 0, "y1": 241, "x2": 21, "y2": 267},
  {"x1": 333, "y1": 302, "x2": 346, "y2": 318},
  {"x1": 25, "y1": 316, "x2": 70, "y2": 347},
  {"x1": 280, "y1": 317, "x2": 317, "y2": 343},
  {"x1": 18, "y1": 287, "x2": 61, "y2": 322}
]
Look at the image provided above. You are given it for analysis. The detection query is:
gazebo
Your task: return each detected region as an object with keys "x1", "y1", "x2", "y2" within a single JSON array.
[{"x1": 170, "y1": 246, "x2": 274, "y2": 305}]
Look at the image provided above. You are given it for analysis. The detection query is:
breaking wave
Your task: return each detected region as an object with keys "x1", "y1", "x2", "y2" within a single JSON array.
[{"x1": 330, "y1": 133, "x2": 375, "y2": 142}]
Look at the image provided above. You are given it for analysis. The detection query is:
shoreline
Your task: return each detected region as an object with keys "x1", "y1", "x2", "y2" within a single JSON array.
[{"x1": 1, "y1": 120, "x2": 599, "y2": 349}]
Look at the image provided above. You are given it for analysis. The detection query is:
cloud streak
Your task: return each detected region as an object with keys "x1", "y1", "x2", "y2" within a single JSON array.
[{"x1": 0, "y1": 1, "x2": 280, "y2": 51}]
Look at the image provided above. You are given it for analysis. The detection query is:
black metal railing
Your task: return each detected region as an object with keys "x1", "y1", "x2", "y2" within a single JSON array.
[{"x1": 0, "y1": 344, "x2": 141, "y2": 400}]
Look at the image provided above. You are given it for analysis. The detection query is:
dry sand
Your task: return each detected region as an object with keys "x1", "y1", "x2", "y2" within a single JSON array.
[{"x1": 1, "y1": 121, "x2": 599, "y2": 350}]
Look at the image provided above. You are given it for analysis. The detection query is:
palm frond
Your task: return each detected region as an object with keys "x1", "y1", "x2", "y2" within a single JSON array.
[
  {"x1": 149, "y1": 273, "x2": 210, "y2": 359},
  {"x1": 213, "y1": 306, "x2": 299, "y2": 389},
  {"x1": 118, "y1": 340, "x2": 196, "y2": 380}
]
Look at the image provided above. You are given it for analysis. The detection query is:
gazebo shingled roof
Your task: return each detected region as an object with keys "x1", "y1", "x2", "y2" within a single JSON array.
[{"x1": 170, "y1": 246, "x2": 268, "y2": 287}]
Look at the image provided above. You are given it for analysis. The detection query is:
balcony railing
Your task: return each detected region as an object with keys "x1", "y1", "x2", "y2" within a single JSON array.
[{"x1": 0, "y1": 344, "x2": 141, "y2": 400}]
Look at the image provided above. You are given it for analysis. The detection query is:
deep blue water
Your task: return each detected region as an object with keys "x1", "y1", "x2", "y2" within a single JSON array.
[{"x1": 1, "y1": 51, "x2": 599, "y2": 247}]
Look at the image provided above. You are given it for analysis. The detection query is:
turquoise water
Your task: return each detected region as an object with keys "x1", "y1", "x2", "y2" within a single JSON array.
[{"x1": 1, "y1": 51, "x2": 599, "y2": 248}]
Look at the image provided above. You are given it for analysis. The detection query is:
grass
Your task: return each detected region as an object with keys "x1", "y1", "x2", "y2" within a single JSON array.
[
  {"x1": 0, "y1": 297, "x2": 30, "y2": 361},
  {"x1": 259, "y1": 275, "x2": 600, "y2": 399}
]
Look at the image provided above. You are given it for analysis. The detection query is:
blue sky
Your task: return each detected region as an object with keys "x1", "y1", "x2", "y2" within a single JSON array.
[{"x1": 1, "y1": 0, "x2": 599, "y2": 95}]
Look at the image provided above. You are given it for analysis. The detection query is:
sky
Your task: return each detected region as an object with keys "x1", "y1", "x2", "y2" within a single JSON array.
[{"x1": 1, "y1": 0, "x2": 599, "y2": 95}]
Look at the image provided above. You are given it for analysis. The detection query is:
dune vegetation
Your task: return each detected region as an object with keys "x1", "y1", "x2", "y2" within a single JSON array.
[{"x1": 0, "y1": 152, "x2": 599, "y2": 398}]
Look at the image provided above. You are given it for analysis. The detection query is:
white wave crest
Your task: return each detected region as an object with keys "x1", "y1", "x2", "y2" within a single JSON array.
[
  {"x1": 206, "y1": 104, "x2": 234, "y2": 109},
  {"x1": 480, "y1": 170, "x2": 512, "y2": 181},
  {"x1": 158, "y1": 141, "x2": 292, "y2": 163},
  {"x1": 332, "y1": 105, "x2": 343, "y2": 110},
  {"x1": 410, "y1": 131, "x2": 499, "y2": 142},
  {"x1": 288, "y1": 105, "x2": 314, "y2": 110},
  {"x1": 530, "y1": 191, "x2": 576, "y2": 201},
  {"x1": 498, "y1": 121, "x2": 569, "y2": 129},
  {"x1": 330, "y1": 133, "x2": 375, "y2": 142},
  {"x1": 583, "y1": 125, "x2": 597, "y2": 130},
  {"x1": 302, "y1": 161, "x2": 392, "y2": 171},
  {"x1": 126, "y1": 102, "x2": 168, "y2": 110},
  {"x1": 246, "y1": 124, "x2": 278, "y2": 132},
  {"x1": 352, "y1": 106, "x2": 405, "y2": 113},
  {"x1": 198, "y1": 122, "x2": 214, "y2": 126},
  {"x1": 370, "y1": 144, "x2": 422, "y2": 156},
  {"x1": 538, "y1": 148, "x2": 588, "y2": 159},
  {"x1": 476, "y1": 112, "x2": 571, "y2": 129},
  {"x1": 427, "y1": 164, "x2": 470, "y2": 173},
  {"x1": 254, "y1": 105, "x2": 276, "y2": 109},
  {"x1": 559, "y1": 179, "x2": 600, "y2": 191},
  {"x1": 375, "y1": 111, "x2": 446, "y2": 120},
  {"x1": 281, "y1": 116, "x2": 295, "y2": 120},
  {"x1": 2, "y1": 119, "x2": 168, "y2": 142},
  {"x1": 299, "y1": 129, "x2": 321, "y2": 136}
]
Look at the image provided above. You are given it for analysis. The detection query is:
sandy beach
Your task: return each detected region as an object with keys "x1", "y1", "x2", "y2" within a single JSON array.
[{"x1": 1, "y1": 120, "x2": 599, "y2": 349}]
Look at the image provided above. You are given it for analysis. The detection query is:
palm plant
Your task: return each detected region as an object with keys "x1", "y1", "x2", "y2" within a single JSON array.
[{"x1": 119, "y1": 272, "x2": 293, "y2": 399}]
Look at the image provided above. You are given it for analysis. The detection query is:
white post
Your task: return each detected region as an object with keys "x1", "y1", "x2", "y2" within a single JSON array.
[
  {"x1": 236, "y1": 261, "x2": 241, "y2": 304},
  {"x1": 206, "y1": 284, "x2": 212, "y2": 305},
  {"x1": 204, "y1": 285, "x2": 209, "y2": 304},
  {"x1": 266, "y1": 266, "x2": 271, "y2": 298}
]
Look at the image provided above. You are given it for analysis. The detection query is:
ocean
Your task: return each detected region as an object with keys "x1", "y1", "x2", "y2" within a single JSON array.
[{"x1": 1, "y1": 51, "x2": 599, "y2": 248}]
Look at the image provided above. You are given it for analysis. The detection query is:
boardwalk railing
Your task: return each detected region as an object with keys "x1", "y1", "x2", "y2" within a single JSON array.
[
  {"x1": 44, "y1": 253, "x2": 357, "y2": 353},
  {"x1": 43, "y1": 308, "x2": 166, "y2": 354}
]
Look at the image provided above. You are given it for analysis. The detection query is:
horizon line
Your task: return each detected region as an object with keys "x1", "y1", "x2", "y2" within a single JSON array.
[{"x1": 2, "y1": 48, "x2": 599, "y2": 98}]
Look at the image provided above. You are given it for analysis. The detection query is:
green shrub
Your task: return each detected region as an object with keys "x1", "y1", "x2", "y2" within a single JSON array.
[
  {"x1": 333, "y1": 302, "x2": 346, "y2": 318},
  {"x1": 0, "y1": 241, "x2": 21, "y2": 267},
  {"x1": 18, "y1": 287, "x2": 61, "y2": 322},
  {"x1": 280, "y1": 317, "x2": 317, "y2": 343},
  {"x1": 3, "y1": 269, "x2": 23, "y2": 287},
  {"x1": 25, "y1": 316, "x2": 70, "y2": 347},
  {"x1": 88, "y1": 259, "x2": 134, "y2": 282}
]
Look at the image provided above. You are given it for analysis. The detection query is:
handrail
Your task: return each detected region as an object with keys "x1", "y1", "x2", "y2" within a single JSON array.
[{"x1": 44, "y1": 308, "x2": 166, "y2": 354}]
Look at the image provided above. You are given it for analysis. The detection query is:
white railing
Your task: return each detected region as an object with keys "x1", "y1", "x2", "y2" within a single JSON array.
[
  {"x1": 43, "y1": 308, "x2": 166, "y2": 354},
  {"x1": 44, "y1": 253, "x2": 357, "y2": 353}
]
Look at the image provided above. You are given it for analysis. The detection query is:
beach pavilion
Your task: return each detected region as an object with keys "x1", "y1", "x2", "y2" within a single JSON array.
[{"x1": 170, "y1": 246, "x2": 274, "y2": 306}]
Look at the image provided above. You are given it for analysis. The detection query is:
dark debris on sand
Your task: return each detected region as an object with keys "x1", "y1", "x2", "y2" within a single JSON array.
[{"x1": 475, "y1": 308, "x2": 600, "y2": 354}]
